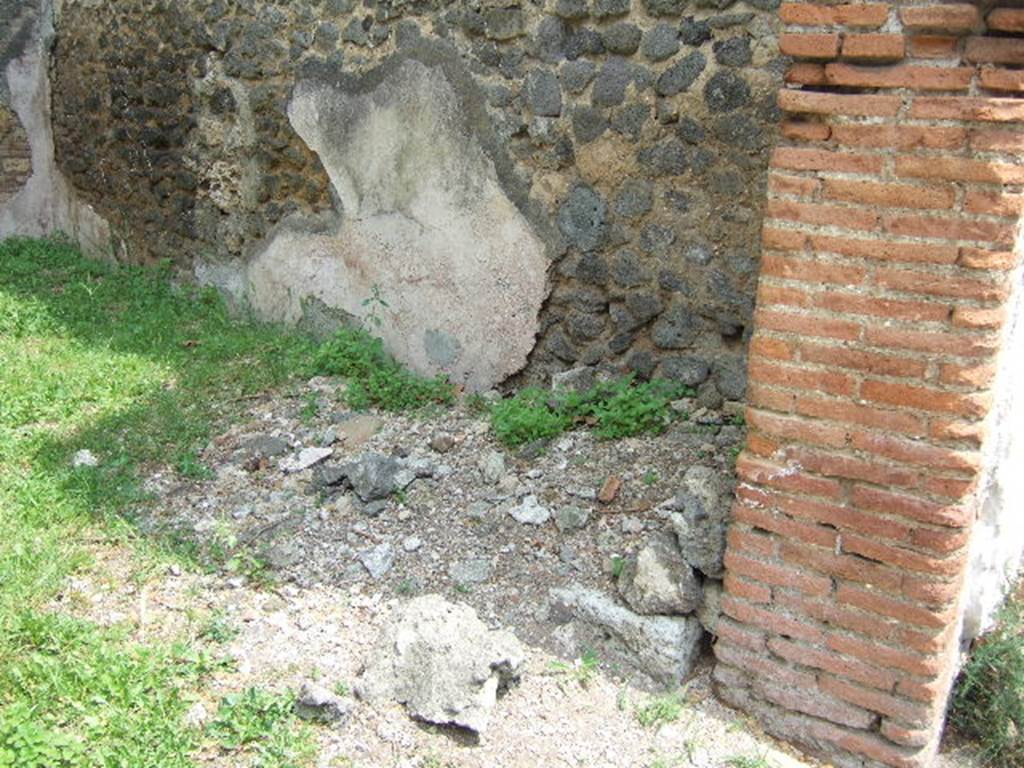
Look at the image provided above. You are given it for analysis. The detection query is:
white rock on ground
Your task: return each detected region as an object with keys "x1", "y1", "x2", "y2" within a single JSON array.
[
  {"x1": 549, "y1": 585, "x2": 703, "y2": 686},
  {"x1": 618, "y1": 533, "x2": 703, "y2": 615},
  {"x1": 355, "y1": 594, "x2": 524, "y2": 733},
  {"x1": 508, "y1": 494, "x2": 551, "y2": 525},
  {"x1": 280, "y1": 446, "x2": 334, "y2": 473}
]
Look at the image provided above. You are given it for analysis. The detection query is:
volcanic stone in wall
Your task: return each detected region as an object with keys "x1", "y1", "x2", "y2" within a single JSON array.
[
  {"x1": 240, "y1": 45, "x2": 550, "y2": 392},
  {"x1": 0, "y1": 106, "x2": 31, "y2": 203}
]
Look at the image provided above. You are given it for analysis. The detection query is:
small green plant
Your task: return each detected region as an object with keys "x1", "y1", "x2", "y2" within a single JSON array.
[
  {"x1": 611, "y1": 555, "x2": 627, "y2": 579},
  {"x1": 951, "y1": 594, "x2": 1024, "y2": 766},
  {"x1": 361, "y1": 283, "x2": 389, "y2": 329},
  {"x1": 643, "y1": 470, "x2": 659, "y2": 486},
  {"x1": 198, "y1": 609, "x2": 239, "y2": 644},
  {"x1": 332, "y1": 681, "x2": 350, "y2": 697},
  {"x1": 725, "y1": 755, "x2": 771, "y2": 768},
  {"x1": 312, "y1": 327, "x2": 454, "y2": 412},
  {"x1": 550, "y1": 648, "x2": 601, "y2": 688},
  {"x1": 299, "y1": 392, "x2": 320, "y2": 423},
  {"x1": 175, "y1": 448, "x2": 214, "y2": 480},
  {"x1": 635, "y1": 691, "x2": 686, "y2": 729},
  {"x1": 207, "y1": 687, "x2": 314, "y2": 768},
  {"x1": 489, "y1": 376, "x2": 692, "y2": 447},
  {"x1": 455, "y1": 583, "x2": 472, "y2": 595},
  {"x1": 396, "y1": 578, "x2": 417, "y2": 596}
]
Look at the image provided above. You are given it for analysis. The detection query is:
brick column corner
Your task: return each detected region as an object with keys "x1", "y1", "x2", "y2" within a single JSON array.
[{"x1": 715, "y1": 4, "x2": 1024, "y2": 767}]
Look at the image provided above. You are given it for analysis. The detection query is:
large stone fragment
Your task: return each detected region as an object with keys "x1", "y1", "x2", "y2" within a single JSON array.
[
  {"x1": 549, "y1": 586, "x2": 703, "y2": 685},
  {"x1": 355, "y1": 595, "x2": 524, "y2": 733},
  {"x1": 618, "y1": 533, "x2": 702, "y2": 615},
  {"x1": 664, "y1": 465, "x2": 731, "y2": 577},
  {"x1": 214, "y1": 45, "x2": 551, "y2": 391},
  {"x1": 344, "y1": 452, "x2": 404, "y2": 502}
]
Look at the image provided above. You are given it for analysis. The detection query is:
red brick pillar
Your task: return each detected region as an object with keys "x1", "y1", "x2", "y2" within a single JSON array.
[{"x1": 715, "y1": 4, "x2": 1024, "y2": 767}]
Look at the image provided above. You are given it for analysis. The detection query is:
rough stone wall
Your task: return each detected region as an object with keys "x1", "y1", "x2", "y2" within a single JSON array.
[
  {"x1": 717, "y1": 3, "x2": 1024, "y2": 768},
  {"x1": 50, "y1": 0, "x2": 783, "y2": 392},
  {"x1": 0, "y1": 106, "x2": 31, "y2": 203}
]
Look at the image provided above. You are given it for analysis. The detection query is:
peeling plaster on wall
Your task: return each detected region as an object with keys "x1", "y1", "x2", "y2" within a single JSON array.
[
  {"x1": 0, "y1": 0, "x2": 112, "y2": 255},
  {"x1": 201, "y1": 49, "x2": 551, "y2": 391},
  {"x1": 962, "y1": 252, "x2": 1024, "y2": 643}
]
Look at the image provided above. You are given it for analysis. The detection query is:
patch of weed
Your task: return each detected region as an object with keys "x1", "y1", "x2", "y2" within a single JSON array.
[
  {"x1": 208, "y1": 687, "x2": 314, "y2": 768},
  {"x1": 550, "y1": 648, "x2": 601, "y2": 688},
  {"x1": 635, "y1": 691, "x2": 686, "y2": 729},
  {"x1": 725, "y1": 755, "x2": 771, "y2": 768},
  {"x1": 951, "y1": 594, "x2": 1024, "y2": 766},
  {"x1": 490, "y1": 376, "x2": 691, "y2": 447},
  {"x1": 312, "y1": 327, "x2": 454, "y2": 412},
  {"x1": 198, "y1": 609, "x2": 239, "y2": 645},
  {"x1": 611, "y1": 555, "x2": 627, "y2": 579}
]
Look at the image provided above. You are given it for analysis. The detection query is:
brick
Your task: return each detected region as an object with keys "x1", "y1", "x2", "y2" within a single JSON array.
[
  {"x1": 966, "y1": 36, "x2": 1024, "y2": 66},
  {"x1": 722, "y1": 595, "x2": 826, "y2": 643},
  {"x1": 875, "y1": 267, "x2": 1010, "y2": 301},
  {"x1": 816, "y1": 292, "x2": 951, "y2": 325},
  {"x1": 882, "y1": 214, "x2": 1015, "y2": 246},
  {"x1": 800, "y1": 341, "x2": 931, "y2": 377},
  {"x1": 734, "y1": 501, "x2": 840, "y2": 549},
  {"x1": 725, "y1": 550, "x2": 833, "y2": 596},
  {"x1": 832, "y1": 124, "x2": 965, "y2": 150},
  {"x1": 772, "y1": 146, "x2": 884, "y2": 175},
  {"x1": 778, "y1": 88, "x2": 902, "y2": 117},
  {"x1": 929, "y1": 417, "x2": 986, "y2": 447},
  {"x1": 754, "y1": 308, "x2": 863, "y2": 342},
  {"x1": 781, "y1": 540, "x2": 903, "y2": 590},
  {"x1": 748, "y1": 382, "x2": 798, "y2": 413},
  {"x1": 910, "y1": 525, "x2": 971, "y2": 555},
  {"x1": 718, "y1": 642, "x2": 820, "y2": 690},
  {"x1": 742, "y1": 486, "x2": 912, "y2": 542},
  {"x1": 820, "y1": 675, "x2": 933, "y2": 727},
  {"x1": 767, "y1": 199, "x2": 879, "y2": 231},
  {"x1": 899, "y1": 4, "x2": 978, "y2": 33},
  {"x1": 881, "y1": 719, "x2": 935, "y2": 749},
  {"x1": 963, "y1": 189, "x2": 1024, "y2": 217},
  {"x1": 903, "y1": 572, "x2": 965, "y2": 607},
  {"x1": 910, "y1": 96, "x2": 1024, "y2": 122},
  {"x1": 842, "y1": 33, "x2": 905, "y2": 62},
  {"x1": 824, "y1": 63, "x2": 972, "y2": 91},
  {"x1": 938, "y1": 360, "x2": 997, "y2": 387},
  {"x1": 724, "y1": 573, "x2": 773, "y2": 603},
  {"x1": 749, "y1": 356, "x2": 859, "y2": 396},
  {"x1": 780, "y1": 32, "x2": 841, "y2": 60},
  {"x1": 760, "y1": 678, "x2": 878, "y2": 730},
  {"x1": 827, "y1": 633, "x2": 943, "y2": 677},
  {"x1": 727, "y1": 525, "x2": 777, "y2": 557},
  {"x1": 786, "y1": 62, "x2": 828, "y2": 86},
  {"x1": 715, "y1": 616, "x2": 767, "y2": 651},
  {"x1": 780, "y1": 120, "x2": 831, "y2": 143},
  {"x1": 920, "y1": 474, "x2": 975, "y2": 501},
  {"x1": 988, "y1": 8, "x2": 1024, "y2": 33},
  {"x1": 837, "y1": 584, "x2": 952, "y2": 629},
  {"x1": 780, "y1": 2, "x2": 889, "y2": 27},
  {"x1": 750, "y1": 335, "x2": 797, "y2": 361},
  {"x1": 833, "y1": 730, "x2": 925, "y2": 768},
  {"x1": 747, "y1": 408, "x2": 850, "y2": 447},
  {"x1": 769, "y1": 171, "x2": 821, "y2": 197},
  {"x1": 763, "y1": 225, "x2": 810, "y2": 251},
  {"x1": 737, "y1": 455, "x2": 844, "y2": 499},
  {"x1": 860, "y1": 379, "x2": 991, "y2": 418},
  {"x1": 896, "y1": 155, "x2": 1024, "y2": 184},
  {"x1": 958, "y1": 247, "x2": 1019, "y2": 271},
  {"x1": 849, "y1": 432, "x2": 980, "y2": 473},
  {"x1": 908, "y1": 35, "x2": 959, "y2": 59},
  {"x1": 980, "y1": 67, "x2": 1024, "y2": 93},
  {"x1": 810, "y1": 234, "x2": 959, "y2": 265},
  {"x1": 970, "y1": 129, "x2": 1024, "y2": 153},
  {"x1": 783, "y1": 446, "x2": 920, "y2": 490},
  {"x1": 769, "y1": 636, "x2": 898, "y2": 691},
  {"x1": 850, "y1": 484, "x2": 972, "y2": 527},
  {"x1": 822, "y1": 179, "x2": 954, "y2": 211},
  {"x1": 795, "y1": 394, "x2": 926, "y2": 436},
  {"x1": 761, "y1": 253, "x2": 869, "y2": 285},
  {"x1": 951, "y1": 307, "x2": 1006, "y2": 330}
]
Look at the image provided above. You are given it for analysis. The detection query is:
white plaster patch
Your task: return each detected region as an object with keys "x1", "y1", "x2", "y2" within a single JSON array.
[{"x1": 228, "y1": 58, "x2": 549, "y2": 391}]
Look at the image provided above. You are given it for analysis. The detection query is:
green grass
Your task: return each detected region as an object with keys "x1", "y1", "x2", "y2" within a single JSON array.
[
  {"x1": 311, "y1": 326, "x2": 454, "y2": 411},
  {"x1": 951, "y1": 593, "x2": 1024, "y2": 766},
  {"x1": 635, "y1": 691, "x2": 687, "y2": 729},
  {"x1": 489, "y1": 376, "x2": 692, "y2": 447},
  {"x1": 0, "y1": 237, "x2": 327, "y2": 767},
  {"x1": 208, "y1": 688, "x2": 314, "y2": 768},
  {"x1": 549, "y1": 648, "x2": 601, "y2": 688}
]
